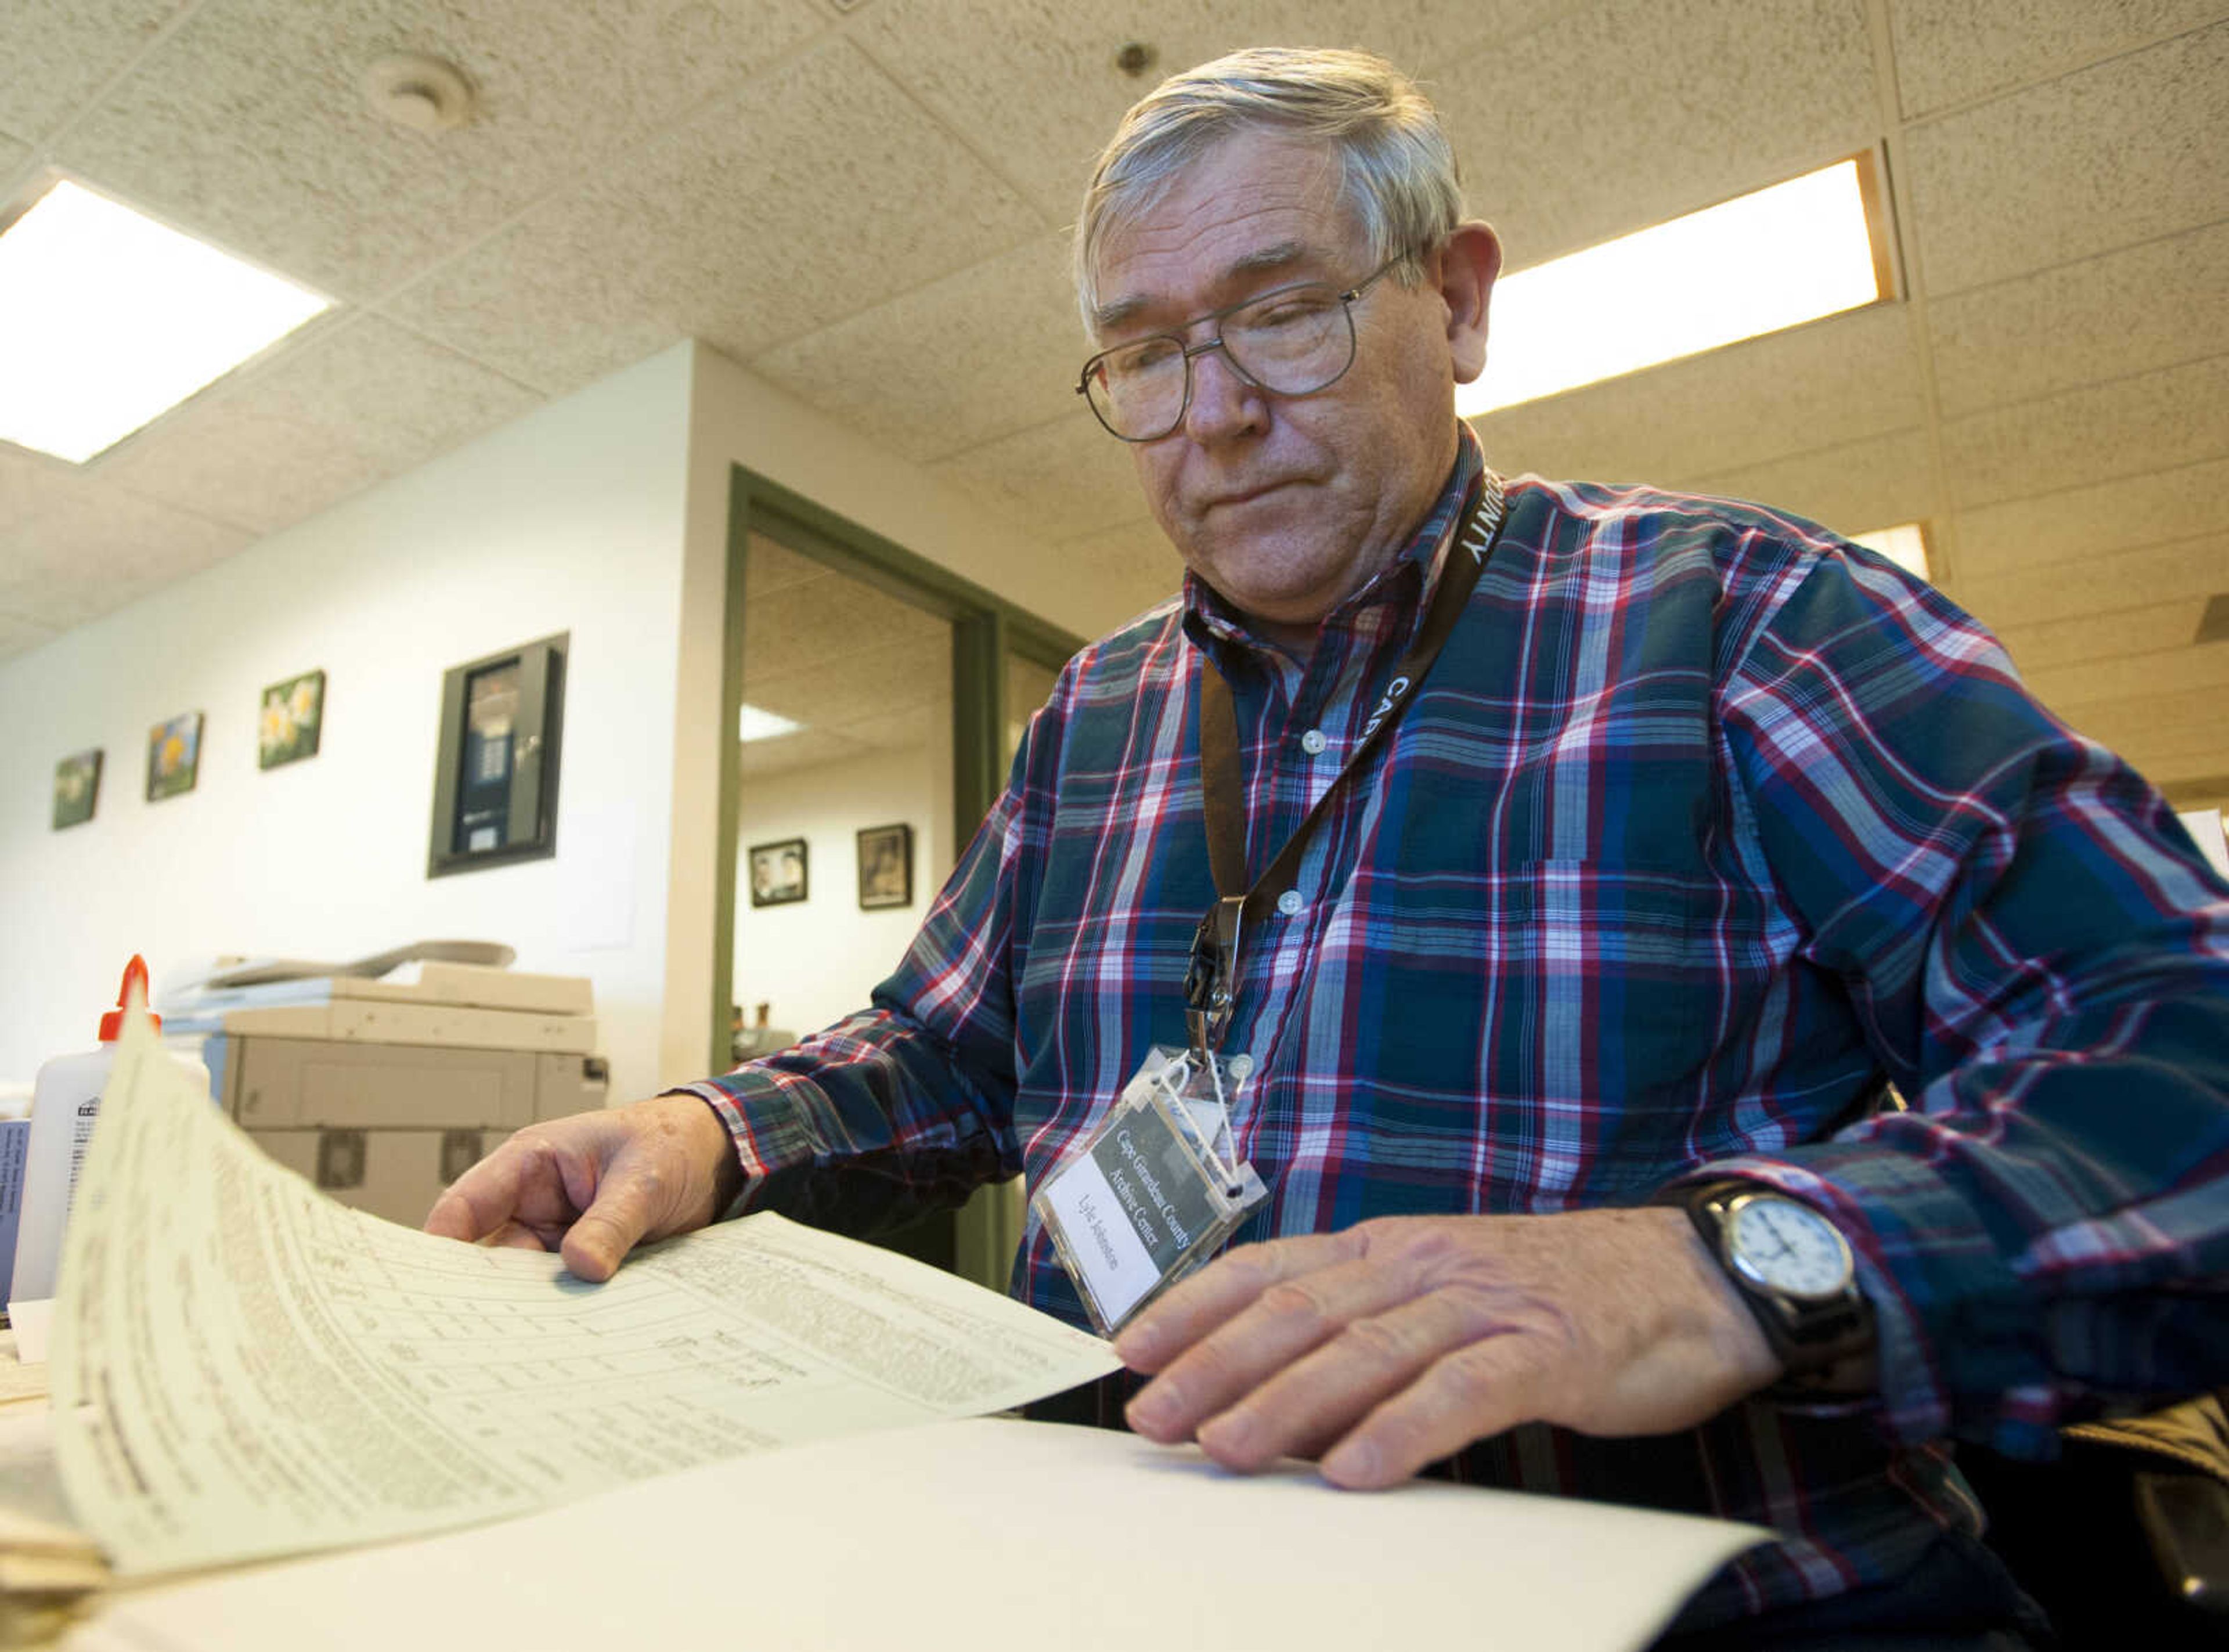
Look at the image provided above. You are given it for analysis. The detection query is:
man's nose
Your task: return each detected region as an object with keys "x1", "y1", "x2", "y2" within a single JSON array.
[{"x1": 1181, "y1": 342, "x2": 1268, "y2": 443}]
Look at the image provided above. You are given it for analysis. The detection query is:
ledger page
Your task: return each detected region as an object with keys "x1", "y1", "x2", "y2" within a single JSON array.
[{"x1": 50, "y1": 1015, "x2": 1118, "y2": 1578}]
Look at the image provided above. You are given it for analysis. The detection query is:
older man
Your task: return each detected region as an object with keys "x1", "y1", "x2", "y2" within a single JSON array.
[{"x1": 431, "y1": 48, "x2": 2229, "y2": 1647}]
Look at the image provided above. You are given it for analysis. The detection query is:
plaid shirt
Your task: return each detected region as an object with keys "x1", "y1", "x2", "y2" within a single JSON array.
[{"x1": 690, "y1": 428, "x2": 2229, "y2": 1626}]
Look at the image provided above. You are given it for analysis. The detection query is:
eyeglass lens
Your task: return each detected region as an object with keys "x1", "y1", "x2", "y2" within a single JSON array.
[{"x1": 1084, "y1": 285, "x2": 1358, "y2": 440}]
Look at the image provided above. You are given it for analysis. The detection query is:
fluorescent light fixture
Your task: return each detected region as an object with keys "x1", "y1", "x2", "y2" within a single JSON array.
[
  {"x1": 739, "y1": 703, "x2": 804, "y2": 742},
  {"x1": 1459, "y1": 157, "x2": 1887, "y2": 419},
  {"x1": 1850, "y1": 522, "x2": 1931, "y2": 582},
  {"x1": 0, "y1": 178, "x2": 331, "y2": 463}
]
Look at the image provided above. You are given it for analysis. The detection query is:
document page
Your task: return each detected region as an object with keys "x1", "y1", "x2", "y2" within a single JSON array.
[
  {"x1": 50, "y1": 1014, "x2": 1119, "y2": 1578},
  {"x1": 70, "y1": 1420, "x2": 1770, "y2": 1652}
]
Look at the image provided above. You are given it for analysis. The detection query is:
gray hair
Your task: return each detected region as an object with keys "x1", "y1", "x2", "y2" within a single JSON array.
[{"x1": 1074, "y1": 46, "x2": 1465, "y2": 329}]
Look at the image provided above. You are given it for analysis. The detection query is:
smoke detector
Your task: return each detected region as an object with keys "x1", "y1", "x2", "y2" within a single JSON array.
[{"x1": 363, "y1": 53, "x2": 477, "y2": 134}]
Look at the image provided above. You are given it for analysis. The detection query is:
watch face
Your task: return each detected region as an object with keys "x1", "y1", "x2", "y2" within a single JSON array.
[{"x1": 1726, "y1": 1196, "x2": 1853, "y2": 1300}]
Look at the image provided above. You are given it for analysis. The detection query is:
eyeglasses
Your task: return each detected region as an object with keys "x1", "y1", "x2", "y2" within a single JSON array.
[{"x1": 1076, "y1": 257, "x2": 1404, "y2": 442}]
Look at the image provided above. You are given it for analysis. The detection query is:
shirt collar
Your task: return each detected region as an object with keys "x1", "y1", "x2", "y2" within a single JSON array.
[{"x1": 1181, "y1": 425, "x2": 1489, "y2": 664}]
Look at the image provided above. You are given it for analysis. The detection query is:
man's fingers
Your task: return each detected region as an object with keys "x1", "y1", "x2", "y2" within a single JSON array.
[
  {"x1": 1126, "y1": 1250, "x2": 1427, "y2": 1445},
  {"x1": 422, "y1": 1135, "x2": 540, "y2": 1242},
  {"x1": 1190, "y1": 1287, "x2": 1496, "y2": 1470},
  {"x1": 1319, "y1": 1332, "x2": 1549, "y2": 1489},
  {"x1": 482, "y1": 1218, "x2": 560, "y2": 1253},
  {"x1": 1116, "y1": 1229, "x2": 1366, "y2": 1373},
  {"x1": 556, "y1": 1157, "x2": 669, "y2": 1282}
]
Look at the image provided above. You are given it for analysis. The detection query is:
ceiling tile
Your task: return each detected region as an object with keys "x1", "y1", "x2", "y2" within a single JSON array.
[
  {"x1": 741, "y1": 699, "x2": 950, "y2": 780},
  {"x1": 52, "y1": 0, "x2": 829, "y2": 301},
  {"x1": 1889, "y1": 0, "x2": 2229, "y2": 118},
  {"x1": 2119, "y1": 719, "x2": 2229, "y2": 767},
  {"x1": 1902, "y1": 21, "x2": 2229, "y2": 297},
  {"x1": 823, "y1": 703, "x2": 951, "y2": 754},
  {"x1": 1955, "y1": 532, "x2": 2229, "y2": 630},
  {"x1": 744, "y1": 634, "x2": 951, "y2": 730},
  {"x1": 742, "y1": 533, "x2": 832, "y2": 598},
  {"x1": 0, "y1": 445, "x2": 251, "y2": 629},
  {"x1": 1954, "y1": 455, "x2": 2229, "y2": 578},
  {"x1": 2023, "y1": 639, "x2": 2229, "y2": 708},
  {"x1": 928, "y1": 410, "x2": 1148, "y2": 546},
  {"x1": 0, "y1": 132, "x2": 31, "y2": 184},
  {"x1": 853, "y1": 0, "x2": 1560, "y2": 222},
  {"x1": 387, "y1": 37, "x2": 1045, "y2": 395},
  {"x1": 1995, "y1": 599, "x2": 2217, "y2": 674},
  {"x1": 1050, "y1": 515, "x2": 1188, "y2": 630},
  {"x1": 2160, "y1": 776, "x2": 2229, "y2": 808},
  {"x1": 749, "y1": 229, "x2": 1083, "y2": 466},
  {"x1": 1473, "y1": 303, "x2": 1924, "y2": 486},
  {"x1": 0, "y1": 608, "x2": 62, "y2": 664},
  {"x1": 0, "y1": 0, "x2": 183, "y2": 143},
  {"x1": 1676, "y1": 427, "x2": 1937, "y2": 543},
  {"x1": 1929, "y1": 220, "x2": 2229, "y2": 420},
  {"x1": 2052, "y1": 686, "x2": 2220, "y2": 755},
  {"x1": 93, "y1": 316, "x2": 543, "y2": 538},
  {"x1": 1938, "y1": 353, "x2": 2229, "y2": 511},
  {"x1": 1444, "y1": 0, "x2": 1879, "y2": 268},
  {"x1": 741, "y1": 724, "x2": 871, "y2": 779},
  {"x1": 742, "y1": 571, "x2": 947, "y2": 685}
]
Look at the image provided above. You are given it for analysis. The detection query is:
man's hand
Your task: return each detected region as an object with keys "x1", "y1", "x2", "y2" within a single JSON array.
[
  {"x1": 423, "y1": 1095, "x2": 744, "y2": 1282},
  {"x1": 1114, "y1": 1208, "x2": 1784, "y2": 1488}
]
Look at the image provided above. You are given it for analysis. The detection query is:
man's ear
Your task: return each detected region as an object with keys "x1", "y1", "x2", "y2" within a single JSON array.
[{"x1": 1438, "y1": 221, "x2": 1502, "y2": 385}]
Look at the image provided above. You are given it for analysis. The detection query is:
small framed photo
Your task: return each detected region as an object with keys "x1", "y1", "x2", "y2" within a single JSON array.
[
  {"x1": 749, "y1": 837, "x2": 809, "y2": 907},
  {"x1": 146, "y1": 711, "x2": 204, "y2": 802},
  {"x1": 52, "y1": 749, "x2": 102, "y2": 829},
  {"x1": 428, "y1": 633, "x2": 567, "y2": 879},
  {"x1": 259, "y1": 669, "x2": 326, "y2": 769},
  {"x1": 856, "y1": 823, "x2": 913, "y2": 910}
]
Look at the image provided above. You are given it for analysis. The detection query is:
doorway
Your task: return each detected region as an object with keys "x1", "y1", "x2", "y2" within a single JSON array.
[{"x1": 711, "y1": 469, "x2": 1081, "y2": 1290}]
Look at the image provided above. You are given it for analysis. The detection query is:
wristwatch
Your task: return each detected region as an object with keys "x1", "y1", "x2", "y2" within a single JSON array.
[{"x1": 1677, "y1": 1182, "x2": 1876, "y2": 1397}]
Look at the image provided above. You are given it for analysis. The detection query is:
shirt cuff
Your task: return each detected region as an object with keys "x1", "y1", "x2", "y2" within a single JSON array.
[{"x1": 1660, "y1": 1149, "x2": 2055, "y2": 1455}]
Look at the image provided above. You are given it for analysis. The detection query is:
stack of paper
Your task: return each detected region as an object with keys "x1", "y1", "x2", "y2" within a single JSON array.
[
  {"x1": 0, "y1": 1404, "x2": 101, "y2": 1646},
  {"x1": 0, "y1": 1004, "x2": 1765, "y2": 1652}
]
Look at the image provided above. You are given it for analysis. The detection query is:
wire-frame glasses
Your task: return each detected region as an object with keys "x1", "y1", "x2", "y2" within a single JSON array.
[{"x1": 1076, "y1": 257, "x2": 1403, "y2": 442}]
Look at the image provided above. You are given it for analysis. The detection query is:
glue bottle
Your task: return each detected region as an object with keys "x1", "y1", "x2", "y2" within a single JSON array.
[{"x1": 7, "y1": 957, "x2": 207, "y2": 1315}]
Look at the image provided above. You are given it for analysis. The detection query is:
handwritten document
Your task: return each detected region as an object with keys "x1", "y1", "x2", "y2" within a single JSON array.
[{"x1": 50, "y1": 1014, "x2": 1120, "y2": 1578}]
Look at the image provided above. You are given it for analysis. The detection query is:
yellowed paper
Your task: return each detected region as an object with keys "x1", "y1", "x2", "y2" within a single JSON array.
[
  {"x1": 0, "y1": 1334, "x2": 48, "y2": 1407},
  {"x1": 0, "y1": 1411, "x2": 88, "y2": 1557},
  {"x1": 51, "y1": 1014, "x2": 1119, "y2": 1579}
]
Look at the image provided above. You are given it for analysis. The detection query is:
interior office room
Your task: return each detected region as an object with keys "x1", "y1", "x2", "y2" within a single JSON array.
[{"x1": 0, "y1": 2, "x2": 2226, "y2": 1649}]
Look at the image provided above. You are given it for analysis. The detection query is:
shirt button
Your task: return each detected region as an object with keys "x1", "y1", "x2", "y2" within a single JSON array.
[
  {"x1": 1276, "y1": 889, "x2": 1304, "y2": 917},
  {"x1": 1225, "y1": 1053, "x2": 1255, "y2": 1083},
  {"x1": 1300, "y1": 728, "x2": 1328, "y2": 756}
]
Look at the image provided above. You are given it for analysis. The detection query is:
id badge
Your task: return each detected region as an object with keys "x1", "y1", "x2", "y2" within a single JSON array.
[{"x1": 1033, "y1": 1047, "x2": 1269, "y2": 1336}]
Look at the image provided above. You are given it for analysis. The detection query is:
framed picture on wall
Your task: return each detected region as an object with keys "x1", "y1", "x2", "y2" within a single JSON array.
[
  {"x1": 749, "y1": 837, "x2": 809, "y2": 907},
  {"x1": 856, "y1": 823, "x2": 912, "y2": 910},
  {"x1": 258, "y1": 669, "x2": 326, "y2": 769},
  {"x1": 52, "y1": 748, "x2": 102, "y2": 829},
  {"x1": 146, "y1": 711, "x2": 204, "y2": 802},
  {"x1": 427, "y1": 632, "x2": 567, "y2": 878}
]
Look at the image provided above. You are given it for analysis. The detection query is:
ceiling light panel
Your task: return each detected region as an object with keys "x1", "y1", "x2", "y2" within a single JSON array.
[
  {"x1": 1460, "y1": 157, "x2": 1889, "y2": 419},
  {"x1": 1850, "y1": 522, "x2": 1931, "y2": 582},
  {"x1": 0, "y1": 179, "x2": 332, "y2": 464},
  {"x1": 739, "y1": 703, "x2": 805, "y2": 742}
]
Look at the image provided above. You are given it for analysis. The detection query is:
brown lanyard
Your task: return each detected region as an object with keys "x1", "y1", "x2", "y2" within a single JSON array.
[{"x1": 1184, "y1": 472, "x2": 1510, "y2": 1058}]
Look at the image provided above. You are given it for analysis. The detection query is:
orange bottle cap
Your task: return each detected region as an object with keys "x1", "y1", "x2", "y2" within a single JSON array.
[{"x1": 98, "y1": 954, "x2": 161, "y2": 1040}]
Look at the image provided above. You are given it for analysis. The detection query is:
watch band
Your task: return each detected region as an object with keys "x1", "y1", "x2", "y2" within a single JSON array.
[{"x1": 1673, "y1": 1181, "x2": 1877, "y2": 1398}]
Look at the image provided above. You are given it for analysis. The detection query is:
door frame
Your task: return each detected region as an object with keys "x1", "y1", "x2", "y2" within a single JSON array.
[{"x1": 710, "y1": 466, "x2": 1083, "y2": 1282}]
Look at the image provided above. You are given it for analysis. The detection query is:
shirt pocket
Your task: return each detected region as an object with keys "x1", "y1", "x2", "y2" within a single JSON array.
[{"x1": 1488, "y1": 859, "x2": 1772, "y2": 1193}]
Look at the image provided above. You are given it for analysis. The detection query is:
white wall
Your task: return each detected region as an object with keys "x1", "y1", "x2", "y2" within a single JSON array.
[
  {"x1": 732, "y1": 741, "x2": 951, "y2": 1040},
  {"x1": 0, "y1": 345, "x2": 694, "y2": 1103},
  {"x1": 659, "y1": 345, "x2": 1112, "y2": 1084},
  {"x1": 2, "y1": 338, "x2": 1108, "y2": 1108}
]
